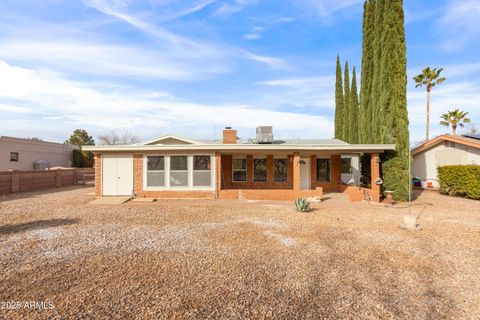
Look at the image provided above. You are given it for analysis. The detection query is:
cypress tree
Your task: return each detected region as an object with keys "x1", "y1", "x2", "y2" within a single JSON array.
[
  {"x1": 370, "y1": 0, "x2": 385, "y2": 143},
  {"x1": 379, "y1": 0, "x2": 410, "y2": 200},
  {"x1": 334, "y1": 55, "x2": 344, "y2": 139},
  {"x1": 359, "y1": 0, "x2": 376, "y2": 144},
  {"x1": 342, "y1": 61, "x2": 350, "y2": 141},
  {"x1": 349, "y1": 67, "x2": 359, "y2": 144}
]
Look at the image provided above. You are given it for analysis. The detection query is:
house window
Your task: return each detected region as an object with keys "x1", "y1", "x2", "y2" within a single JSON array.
[
  {"x1": 254, "y1": 159, "x2": 267, "y2": 182},
  {"x1": 170, "y1": 156, "x2": 188, "y2": 187},
  {"x1": 146, "y1": 156, "x2": 165, "y2": 187},
  {"x1": 341, "y1": 158, "x2": 352, "y2": 174},
  {"x1": 274, "y1": 159, "x2": 288, "y2": 182},
  {"x1": 232, "y1": 159, "x2": 247, "y2": 182},
  {"x1": 317, "y1": 159, "x2": 330, "y2": 181},
  {"x1": 193, "y1": 155, "x2": 211, "y2": 187},
  {"x1": 10, "y1": 152, "x2": 19, "y2": 162}
]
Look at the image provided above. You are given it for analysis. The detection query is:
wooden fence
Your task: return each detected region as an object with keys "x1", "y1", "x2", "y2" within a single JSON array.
[{"x1": 0, "y1": 168, "x2": 94, "y2": 195}]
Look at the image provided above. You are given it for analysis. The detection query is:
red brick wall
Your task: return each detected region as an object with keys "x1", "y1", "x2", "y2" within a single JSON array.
[
  {"x1": 293, "y1": 152, "x2": 300, "y2": 191},
  {"x1": 94, "y1": 153, "x2": 102, "y2": 197},
  {"x1": 223, "y1": 129, "x2": 237, "y2": 144},
  {"x1": 133, "y1": 154, "x2": 215, "y2": 199},
  {"x1": 370, "y1": 153, "x2": 381, "y2": 202},
  {"x1": 218, "y1": 188, "x2": 322, "y2": 201},
  {"x1": 220, "y1": 154, "x2": 294, "y2": 190}
]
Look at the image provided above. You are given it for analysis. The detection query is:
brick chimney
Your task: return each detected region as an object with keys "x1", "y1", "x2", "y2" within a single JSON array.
[{"x1": 223, "y1": 127, "x2": 237, "y2": 144}]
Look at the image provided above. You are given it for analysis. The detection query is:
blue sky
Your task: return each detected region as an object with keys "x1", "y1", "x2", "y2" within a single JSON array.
[{"x1": 0, "y1": 0, "x2": 479, "y2": 144}]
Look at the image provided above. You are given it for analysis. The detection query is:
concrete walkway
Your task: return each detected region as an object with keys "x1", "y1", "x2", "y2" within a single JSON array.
[{"x1": 88, "y1": 196, "x2": 131, "y2": 205}]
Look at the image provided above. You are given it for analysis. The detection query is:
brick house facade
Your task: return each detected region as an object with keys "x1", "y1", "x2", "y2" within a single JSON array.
[{"x1": 84, "y1": 128, "x2": 393, "y2": 202}]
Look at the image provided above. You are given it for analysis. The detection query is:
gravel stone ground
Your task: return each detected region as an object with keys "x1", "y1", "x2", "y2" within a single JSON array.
[{"x1": 0, "y1": 187, "x2": 479, "y2": 319}]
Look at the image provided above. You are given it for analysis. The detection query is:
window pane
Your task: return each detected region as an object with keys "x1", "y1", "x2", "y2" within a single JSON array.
[
  {"x1": 147, "y1": 172, "x2": 165, "y2": 187},
  {"x1": 233, "y1": 171, "x2": 247, "y2": 182},
  {"x1": 274, "y1": 159, "x2": 288, "y2": 182},
  {"x1": 254, "y1": 159, "x2": 267, "y2": 182},
  {"x1": 171, "y1": 156, "x2": 187, "y2": 170},
  {"x1": 10, "y1": 152, "x2": 19, "y2": 162},
  {"x1": 317, "y1": 159, "x2": 330, "y2": 181},
  {"x1": 193, "y1": 172, "x2": 211, "y2": 186},
  {"x1": 147, "y1": 156, "x2": 164, "y2": 171},
  {"x1": 194, "y1": 156, "x2": 210, "y2": 170},
  {"x1": 233, "y1": 159, "x2": 246, "y2": 170},
  {"x1": 170, "y1": 172, "x2": 188, "y2": 186},
  {"x1": 341, "y1": 158, "x2": 352, "y2": 174}
]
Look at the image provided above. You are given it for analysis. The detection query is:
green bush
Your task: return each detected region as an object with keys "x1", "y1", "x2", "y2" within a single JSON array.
[
  {"x1": 438, "y1": 165, "x2": 480, "y2": 200},
  {"x1": 72, "y1": 149, "x2": 94, "y2": 168},
  {"x1": 381, "y1": 152, "x2": 410, "y2": 201}
]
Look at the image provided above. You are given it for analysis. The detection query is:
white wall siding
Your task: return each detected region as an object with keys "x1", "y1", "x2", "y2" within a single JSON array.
[{"x1": 412, "y1": 142, "x2": 480, "y2": 187}]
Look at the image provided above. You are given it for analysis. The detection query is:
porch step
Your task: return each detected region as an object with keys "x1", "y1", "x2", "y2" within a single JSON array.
[{"x1": 306, "y1": 196, "x2": 322, "y2": 203}]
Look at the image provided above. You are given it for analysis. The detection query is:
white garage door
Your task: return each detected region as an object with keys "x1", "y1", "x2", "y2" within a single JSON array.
[{"x1": 102, "y1": 154, "x2": 134, "y2": 196}]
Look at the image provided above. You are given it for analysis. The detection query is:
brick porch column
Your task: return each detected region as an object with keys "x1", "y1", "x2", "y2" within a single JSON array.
[
  {"x1": 215, "y1": 152, "x2": 222, "y2": 198},
  {"x1": 293, "y1": 152, "x2": 301, "y2": 191},
  {"x1": 133, "y1": 154, "x2": 143, "y2": 197},
  {"x1": 330, "y1": 155, "x2": 342, "y2": 188},
  {"x1": 370, "y1": 153, "x2": 381, "y2": 202},
  {"x1": 267, "y1": 155, "x2": 274, "y2": 183},
  {"x1": 310, "y1": 155, "x2": 317, "y2": 189},
  {"x1": 94, "y1": 153, "x2": 102, "y2": 197}
]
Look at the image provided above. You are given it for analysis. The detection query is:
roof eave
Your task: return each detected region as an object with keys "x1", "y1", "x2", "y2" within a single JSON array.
[{"x1": 83, "y1": 144, "x2": 396, "y2": 153}]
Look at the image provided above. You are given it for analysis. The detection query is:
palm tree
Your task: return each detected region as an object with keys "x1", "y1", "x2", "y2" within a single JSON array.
[
  {"x1": 440, "y1": 109, "x2": 471, "y2": 135},
  {"x1": 413, "y1": 67, "x2": 446, "y2": 141}
]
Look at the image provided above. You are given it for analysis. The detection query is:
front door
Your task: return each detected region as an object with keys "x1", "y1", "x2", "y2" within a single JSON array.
[
  {"x1": 300, "y1": 158, "x2": 311, "y2": 190},
  {"x1": 102, "y1": 154, "x2": 134, "y2": 196}
]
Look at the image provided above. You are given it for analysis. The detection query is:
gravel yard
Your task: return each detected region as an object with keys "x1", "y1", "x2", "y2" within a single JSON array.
[{"x1": 0, "y1": 187, "x2": 479, "y2": 319}]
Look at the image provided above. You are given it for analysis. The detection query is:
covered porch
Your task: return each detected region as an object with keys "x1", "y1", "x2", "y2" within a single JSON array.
[{"x1": 215, "y1": 152, "x2": 381, "y2": 202}]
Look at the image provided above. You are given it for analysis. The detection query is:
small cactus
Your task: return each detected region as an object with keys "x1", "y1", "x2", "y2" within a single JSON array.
[{"x1": 295, "y1": 197, "x2": 310, "y2": 212}]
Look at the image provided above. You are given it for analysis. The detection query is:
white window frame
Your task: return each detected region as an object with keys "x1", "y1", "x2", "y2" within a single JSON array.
[
  {"x1": 145, "y1": 155, "x2": 166, "y2": 188},
  {"x1": 232, "y1": 157, "x2": 247, "y2": 182},
  {"x1": 192, "y1": 155, "x2": 213, "y2": 187},
  {"x1": 143, "y1": 153, "x2": 215, "y2": 191},
  {"x1": 169, "y1": 155, "x2": 189, "y2": 188}
]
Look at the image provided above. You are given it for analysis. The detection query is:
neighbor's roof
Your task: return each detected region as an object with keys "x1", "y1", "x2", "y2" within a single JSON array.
[
  {"x1": 83, "y1": 134, "x2": 395, "y2": 153},
  {"x1": 412, "y1": 134, "x2": 480, "y2": 156}
]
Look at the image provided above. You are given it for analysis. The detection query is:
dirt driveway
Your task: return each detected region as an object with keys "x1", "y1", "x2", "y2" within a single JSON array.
[{"x1": 0, "y1": 187, "x2": 479, "y2": 319}]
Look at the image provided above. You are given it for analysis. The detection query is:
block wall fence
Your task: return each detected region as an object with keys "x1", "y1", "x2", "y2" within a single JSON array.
[{"x1": 0, "y1": 168, "x2": 94, "y2": 195}]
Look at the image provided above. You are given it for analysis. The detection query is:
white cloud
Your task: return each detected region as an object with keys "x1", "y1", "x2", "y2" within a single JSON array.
[
  {"x1": 0, "y1": 61, "x2": 333, "y2": 141},
  {"x1": 438, "y1": 0, "x2": 480, "y2": 51},
  {"x1": 0, "y1": 40, "x2": 222, "y2": 80},
  {"x1": 213, "y1": 0, "x2": 257, "y2": 17},
  {"x1": 407, "y1": 80, "x2": 480, "y2": 142},
  {"x1": 299, "y1": 0, "x2": 363, "y2": 17},
  {"x1": 258, "y1": 76, "x2": 335, "y2": 110},
  {"x1": 243, "y1": 26, "x2": 264, "y2": 40},
  {"x1": 83, "y1": 0, "x2": 282, "y2": 68}
]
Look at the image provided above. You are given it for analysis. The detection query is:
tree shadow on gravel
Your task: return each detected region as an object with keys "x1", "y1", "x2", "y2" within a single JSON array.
[{"x1": 0, "y1": 218, "x2": 80, "y2": 235}]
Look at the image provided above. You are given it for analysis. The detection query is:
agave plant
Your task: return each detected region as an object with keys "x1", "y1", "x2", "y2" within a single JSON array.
[{"x1": 295, "y1": 198, "x2": 311, "y2": 212}]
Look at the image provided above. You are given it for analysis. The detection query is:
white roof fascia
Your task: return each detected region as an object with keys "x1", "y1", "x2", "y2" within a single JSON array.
[{"x1": 83, "y1": 143, "x2": 396, "y2": 152}]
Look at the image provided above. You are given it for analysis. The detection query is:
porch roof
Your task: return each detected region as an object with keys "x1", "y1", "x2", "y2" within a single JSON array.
[{"x1": 83, "y1": 143, "x2": 395, "y2": 153}]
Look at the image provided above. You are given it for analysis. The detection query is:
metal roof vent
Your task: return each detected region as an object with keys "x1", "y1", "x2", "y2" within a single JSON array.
[{"x1": 256, "y1": 126, "x2": 273, "y2": 144}]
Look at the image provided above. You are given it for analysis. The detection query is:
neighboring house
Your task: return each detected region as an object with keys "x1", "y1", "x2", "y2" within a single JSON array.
[
  {"x1": 0, "y1": 136, "x2": 77, "y2": 171},
  {"x1": 412, "y1": 134, "x2": 480, "y2": 188},
  {"x1": 83, "y1": 127, "x2": 395, "y2": 202}
]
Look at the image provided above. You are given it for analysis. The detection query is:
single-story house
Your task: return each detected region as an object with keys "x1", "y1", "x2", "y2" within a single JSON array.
[
  {"x1": 412, "y1": 134, "x2": 480, "y2": 188},
  {"x1": 83, "y1": 127, "x2": 395, "y2": 202},
  {"x1": 0, "y1": 136, "x2": 78, "y2": 171}
]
